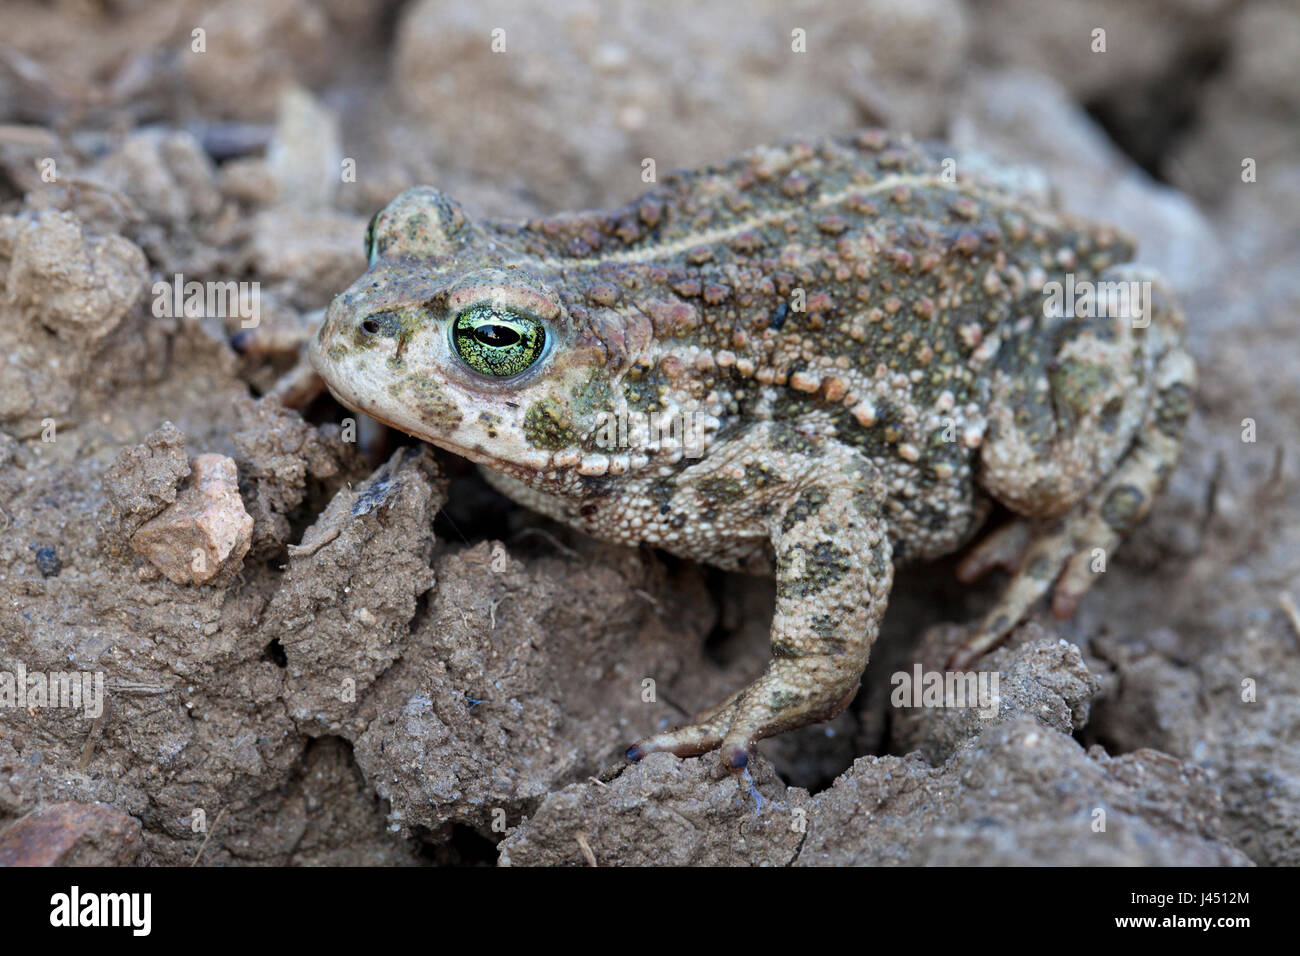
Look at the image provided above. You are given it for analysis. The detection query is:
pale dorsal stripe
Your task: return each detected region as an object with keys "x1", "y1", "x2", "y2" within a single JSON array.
[{"x1": 522, "y1": 173, "x2": 1059, "y2": 272}]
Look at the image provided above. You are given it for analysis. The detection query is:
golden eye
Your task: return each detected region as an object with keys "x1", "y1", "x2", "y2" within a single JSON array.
[{"x1": 452, "y1": 306, "x2": 546, "y2": 377}]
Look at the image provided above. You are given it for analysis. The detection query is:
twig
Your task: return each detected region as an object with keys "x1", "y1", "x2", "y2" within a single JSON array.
[
  {"x1": 77, "y1": 700, "x2": 110, "y2": 770},
  {"x1": 513, "y1": 527, "x2": 580, "y2": 559},
  {"x1": 574, "y1": 831, "x2": 597, "y2": 867},
  {"x1": 189, "y1": 808, "x2": 227, "y2": 867},
  {"x1": 1279, "y1": 593, "x2": 1300, "y2": 643}
]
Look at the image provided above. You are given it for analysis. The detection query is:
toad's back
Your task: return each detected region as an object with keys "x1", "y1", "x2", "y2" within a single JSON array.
[{"x1": 474, "y1": 132, "x2": 1138, "y2": 559}]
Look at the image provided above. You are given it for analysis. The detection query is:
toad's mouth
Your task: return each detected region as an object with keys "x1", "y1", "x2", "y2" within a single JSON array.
[{"x1": 316, "y1": 376, "x2": 563, "y2": 480}]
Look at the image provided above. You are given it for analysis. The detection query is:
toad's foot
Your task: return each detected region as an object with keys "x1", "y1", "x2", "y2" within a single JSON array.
[
  {"x1": 626, "y1": 681, "x2": 861, "y2": 769},
  {"x1": 628, "y1": 433, "x2": 892, "y2": 770},
  {"x1": 956, "y1": 518, "x2": 1033, "y2": 583},
  {"x1": 950, "y1": 271, "x2": 1195, "y2": 669}
]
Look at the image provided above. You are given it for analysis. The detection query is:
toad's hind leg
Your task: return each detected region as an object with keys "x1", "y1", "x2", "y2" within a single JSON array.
[
  {"x1": 951, "y1": 268, "x2": 1194, "y2": 668},
  {"x1": 627, "y1": 436, "x2": 892, "y2": 770}
]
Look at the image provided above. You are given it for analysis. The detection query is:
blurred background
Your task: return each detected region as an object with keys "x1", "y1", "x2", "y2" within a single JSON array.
[{"x1": 3, "y1": 0, "x2": 1296, "y2": 263}]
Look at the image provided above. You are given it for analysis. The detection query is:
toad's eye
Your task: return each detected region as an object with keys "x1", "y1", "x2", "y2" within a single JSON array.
[
  {"x1": 452, "y1": 306, "x2": 547, "y2": 377},
  {"x1": 363, "y1": 208, "x2": 382, "y2": 265}
]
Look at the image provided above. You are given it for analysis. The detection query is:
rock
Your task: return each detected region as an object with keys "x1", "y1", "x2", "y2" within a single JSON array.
[
  {"x1": 229, "y1": 396, "x2": 366, "y2": 558},
  {"x1": 501, "y1": 718, "x2": 1247, "y2": 867},
  {"x1": 1168, "y1": 0, "x2": 1300, "y2": 210},
  {"x1": 129, "y1": 453, "x2": 254, "y2": 585},
  {"x1": 952, "y1": 68, "x2": 1225, "y2": 297},
  {"x1": 33, "y1": 545, "x2": 61, "y2": 578},
  {"x1": 892, "y1": 625, "x2": 1103, "y2": 763},
  {"x1": 390, "y1": 0, "x2": 965, "y2": 211},
  {"x1": 799, "y1": 718, "x2": 1250, "y2": 866},
  {"x1": 265, "y1": 445, "x2": 442, "y2": 734},
  {"x1": 97, "y1": 131, "x2": 223, "y2": 229},
  {"x1": 0, "y1": 208, "x2": 149, "y2": 432},
  {"x1": 848, "y1": 0, "x2": 970, "y2": 132},
  {"x1": 499, "y1": 753, "x2": 806, "y2": 866},
  {"x1": 0, "y1": 802, "x2": 143, "y2": 866},
  {"x1": 970, "y1": 0, "x2": 1232, "y2": 103},
  {"x1": 103, "y1": 421, "x2": 192, "y2": 538},
  {"x1": 180, "y1": 0, "x2": 334, "y2": 120},
  {"x1": 4, "y1": 209, "x2": 146, "y2": 342},
  {"x1": 219, "y1": 157, "x2": 281, "y2": 207},
  {"x1": 233, "y1": 737, "x2": 419, "y2": 866},
  {"x1": 266, "y1": 86, "x2": 343, "y2": 211},
  {"x1": 348, "y1": 530, "x2": 715, "y2": 836},
  {"x1": 250, "y1": 207, "x2": 366, "y2": 290},
  {"x1": 1089, "y1": 623, "x2": 1300, "y2": 866}
]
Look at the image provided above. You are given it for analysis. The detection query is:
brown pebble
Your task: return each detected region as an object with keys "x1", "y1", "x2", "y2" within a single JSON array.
[{"x1": 130, "y1": 454, "x2": 253, "y2": 585}]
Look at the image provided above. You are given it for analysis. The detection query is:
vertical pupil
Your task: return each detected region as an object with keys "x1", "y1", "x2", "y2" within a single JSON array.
[{"x1": 474, "y1": 324, "x2": 521, "y2": 347}]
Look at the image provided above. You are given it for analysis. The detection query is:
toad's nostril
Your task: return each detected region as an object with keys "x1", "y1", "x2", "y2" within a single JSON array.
[{"x1": 358, "y1": 310, "x2": 402, "y2": 337}]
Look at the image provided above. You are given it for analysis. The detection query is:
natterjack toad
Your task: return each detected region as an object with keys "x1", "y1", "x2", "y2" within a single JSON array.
[{"x1": 308, "y1": 132, "x2": 1195, "y2": 770}]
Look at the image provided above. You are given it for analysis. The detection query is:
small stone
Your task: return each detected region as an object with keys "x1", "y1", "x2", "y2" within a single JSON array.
[
  {"x1": 0, "y1": 802, "x2": 142, "y2": 866},
  {"x1": 130, "y1": 453, "x2": 253, "y2": 585},
  {"x1": 34, "y1": 546, "x2": 61, "y2": 578}
]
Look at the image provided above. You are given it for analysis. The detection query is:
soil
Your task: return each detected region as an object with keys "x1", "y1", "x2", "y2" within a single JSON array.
[{"x1": 0, "y1": 0, "x2": 1296, "y2": 866}]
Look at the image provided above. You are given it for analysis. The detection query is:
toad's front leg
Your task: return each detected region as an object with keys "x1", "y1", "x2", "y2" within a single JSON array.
[{"x1": 628, "y1": 439, "x2": 893, "y2": 770}]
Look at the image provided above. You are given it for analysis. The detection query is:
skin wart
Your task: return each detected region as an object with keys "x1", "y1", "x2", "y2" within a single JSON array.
[{"x1": 307, "y1": 131, "x2": 1196, "y2": 770}]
